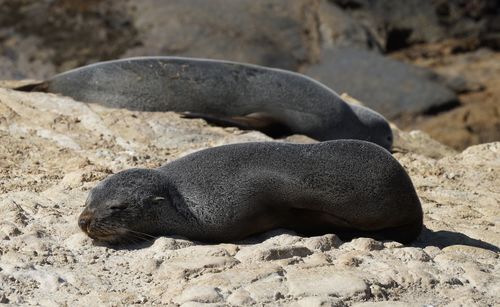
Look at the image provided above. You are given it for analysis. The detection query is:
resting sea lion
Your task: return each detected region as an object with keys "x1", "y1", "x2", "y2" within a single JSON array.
[
  {"x1": 17, "y1": 57, "x2": 393, "y2": 150},
  {"x1": 78, "y1": 140, "x2": 423, "y2": 244}
]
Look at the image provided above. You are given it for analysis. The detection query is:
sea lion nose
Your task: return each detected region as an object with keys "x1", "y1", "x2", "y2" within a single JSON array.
[{"x1": 78, "y1": 210, "x2": 94, "y2": 233}]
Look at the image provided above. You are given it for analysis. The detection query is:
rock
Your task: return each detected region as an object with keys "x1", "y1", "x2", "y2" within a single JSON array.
[
  {"x1": 0, "y1": 0, "x2": 322, "y2": 76},
  {"x1": 317, "y1": 0, "x2": 381, "y2": 51},
  {"x1": 59, "y1": 171, "x2": 85, "y2": 188},
  {"x1": 0, "y1": 56, "x2": 26, "y2": 80},
  {"x1": 335, "y1": 250, "x2": 366, "y2": 268},
  {"x1": 442, "y1": 245, "x2": 498, "y2": 263},
  {"x1": 392, "y1": 247, "x2": 431, "y2": 262},
  {"x1": 287, "y1": 267, "x2": 369, "y2": 299},
  {"x1": 157, "y1": 255, "x2": 237, "y2": 280},
  {"x1": 294, "y1": 296, "x2": 345, "y2": 307},
  {"x1": 304, "y1": 47, "x2": 458, "y2": 119},
  {"x1": 330, "y1": 0, "x2": 499, "y2": 52},
  {"x1": 0, "y1": 81, "x2": 499, "y2": 305},
  {"x1": 235, "y1": 245, "x2": 312, "y2": 263},
  {"x1": 242, "y1": 271, "x2": 287, "y2": 302},
  {"x1": 174, "y1": 286, "x2": 223, "y2": 304},
  {"x1": 0, "y1": 79, "x2": 41, "y2": 89},
  {"x1": 396, "y1": 48, "x2": 500, "y2": 151},
  {"x1": 149, "y1": 236, "x2": 195, "y2": 251},
  {"x1": 391, "y1": 125, "x2": 457, "y2": 159},
  {"x1": 226, "y1": 289, "x2": 255, "y2": 306},
  {"x1": 301, "y1": 234, "x2": 343, "y2": 252},
  {"x1": 0, "y1": 293, "x2": 9, "y2": 304},
  {"x1": 332, "y1": 0, "x2": 443, "y2": 51},
  {"x1": 123, "y1": 0, "x2": 321, "y2": 70},
  {"x1": 180, "y1": 302, "x2": 224, "y2": 307},
  {"x1": 283, "y1": 134, "x2": 319, "y2": 144},
  {"x1": 481, "y1": 32, "x2": 500, "y2": 50},
  {"x1": 0, "y1": 2, "x2": 132, "y2": 78},
  {"x1": 349, "y1": 238, "x2": 384, "y2": 252},
  {"x1": 352, "y1": 302, "x2": 422, "y2": 307}
]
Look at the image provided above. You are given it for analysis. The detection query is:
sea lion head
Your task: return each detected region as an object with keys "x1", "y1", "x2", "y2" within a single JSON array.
[
  {"x1": 78, "y1": 168, "x2": 170, "y2": 244},
  {"x1": 349, "y1": 104, "x2": 393, "y2": 151}
]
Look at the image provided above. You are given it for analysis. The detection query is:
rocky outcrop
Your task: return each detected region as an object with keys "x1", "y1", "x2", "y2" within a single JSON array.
[
  {"x1": 2, "y1": 0, "x2": 496, "y2": 125},
  {"x1": 305, "y1": 47, "x2": 459, "y2": 118},
  {"x1": 123, "y1": 0, "x2": 321, "y2": 71},
  {"x1": 0, "y1": 86, "x2": 498, "y2": 305},
  {"x1": 316, "y1": 0, "x2": 382, "y2": 52},
  {"x1": 331, "y1": 0, "x2": 500, "y2": 52},
  {"x1": 0, "y1": 0, "x2": 321, "y2": 78}
]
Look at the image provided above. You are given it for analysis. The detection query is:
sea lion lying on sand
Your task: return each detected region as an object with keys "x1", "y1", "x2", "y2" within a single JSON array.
[
  {"x1": 17, "y1": 57, "x2": 393, "y2": 150},
  {"x1": 78, "y1": 140, "x2": 422, "y2": 244}
]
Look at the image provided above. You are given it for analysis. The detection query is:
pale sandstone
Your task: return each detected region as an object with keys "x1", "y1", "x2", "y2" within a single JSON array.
[{"x1": 0, "y1": 86, "x2": 498, "y2": 306}]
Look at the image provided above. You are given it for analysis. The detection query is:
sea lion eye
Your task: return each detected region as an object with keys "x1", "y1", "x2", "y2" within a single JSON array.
[
  {"x1": 109, "y1": 203, "x2": 128, "y2": 210},
  {"x1": 150, "y1": 196, "x2": 165, "y2": 204}
]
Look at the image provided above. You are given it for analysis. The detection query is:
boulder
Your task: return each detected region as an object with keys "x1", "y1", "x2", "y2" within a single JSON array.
[
  {"x1": 123, "y1": 0, "x2": 321, "y2": 70},
  {"x1": 317, "y1": 0, "x2": 382, "y2": 51},
  {"x1": 305, "y1": 47, "x2": 458, "y2": 118},
  {"x1": 330, "y1": 0, "x2": 500, "y2": 51}
]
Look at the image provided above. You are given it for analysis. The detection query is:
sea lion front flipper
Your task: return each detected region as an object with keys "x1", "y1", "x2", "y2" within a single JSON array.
[{"x1": 179, "y1": 112, "x2": 292, "y2": 138}]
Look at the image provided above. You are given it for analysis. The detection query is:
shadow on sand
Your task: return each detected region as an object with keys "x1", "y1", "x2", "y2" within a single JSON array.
[
  {"x1": 414, "y1": 227, "x2": 499, "y2": 252},
  {"x1": 92, "y1": 227, "x2": 499, "y2": 253}
]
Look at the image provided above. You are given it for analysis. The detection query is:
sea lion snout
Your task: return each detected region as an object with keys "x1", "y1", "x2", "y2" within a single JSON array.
[{"x1": 78, "y1": 209, "x2": 94, "y2": 234}]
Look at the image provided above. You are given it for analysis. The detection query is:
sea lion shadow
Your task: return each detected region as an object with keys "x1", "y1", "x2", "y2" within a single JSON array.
[
  {"x1": 93, "y1": 227, "x2": 499, "y2": 253},
  {"x1": 414, "y1": 226, "x2": 499, "y2": 252},
  {"x1": 95, "y1": 229, "x2": 303, "y2": 251},
  {"x1": 92, "y1": 240, "x2": 154, "y2": 250}
]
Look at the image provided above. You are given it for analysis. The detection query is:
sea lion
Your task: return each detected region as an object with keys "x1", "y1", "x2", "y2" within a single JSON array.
[
  {"x1": 18, "y1": 57, "x2": 393, "y2": 150},
  {"x1": 78, "y1": 140, "x2": 423, "y2": 244}
]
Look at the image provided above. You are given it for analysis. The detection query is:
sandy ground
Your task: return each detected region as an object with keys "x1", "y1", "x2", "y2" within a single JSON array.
[{"x1": 0, "y1": 86, "x2": 498, "y2": 306}]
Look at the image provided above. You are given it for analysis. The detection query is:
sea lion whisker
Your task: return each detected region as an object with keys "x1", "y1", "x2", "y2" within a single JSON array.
[
  {"x1": 92, "y1": 225, "x2": 122, "y2": 237},
  {"x1": 125, "y1": 232, "x2": 153, "y2": 243},
  {"x1": 110, "y1": 229, "x2": 152, "y2": 243},
  {"x1": 94, "y1": 225, "x2": 155, "y2": 242},
  {"x1": 126, "y1": 229, "x2": 157, "y2": 239}
]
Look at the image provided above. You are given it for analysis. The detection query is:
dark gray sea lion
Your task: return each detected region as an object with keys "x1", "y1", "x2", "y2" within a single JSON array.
[
  {"x1": 78, "y1": 140, "x2": 423, "y2": 244},
  {"x1": 18, "y1": 57, "x2": 393, "y2": 150}
]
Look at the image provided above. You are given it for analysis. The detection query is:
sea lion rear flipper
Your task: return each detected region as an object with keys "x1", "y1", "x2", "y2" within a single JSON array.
[
  {"x1": 179, "y1": 112, "x2": 292, "y2": 138},
  {"x1": 13, "y1": 81, "x2": 49, "y2": 92}
]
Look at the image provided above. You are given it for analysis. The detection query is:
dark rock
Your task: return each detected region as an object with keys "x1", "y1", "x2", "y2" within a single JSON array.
[
  {"x1": 483, "y1": 10, "x2": 500, "y2": 49},
  {"x1": 330, "y1": 0, "x2": 500, "y2": 52},
  {"x1": 304, "y1": 47, "x2": 458, "y2": 118},
  {"x1": 0, "y1": 0, "x2": 322, "y2": 75},
  {"x1": 0, "y1": 33, "x2": 56, "y2": 80},
  {"x1": 123, "y1": 0, "x2": 321, "y2": 70},
  {"x1": 0, "y1": 56, "x2": 25, "y2": 79},
  {"x1": 318, "y1": 0, "x2": 382, "y2": 52},
  {"x1": 481, "y1": 33, "x2": 500, "y2": 50},
  {"x1": 436, "y1": 75, "x2": 484, "y2": 94},
  {"x1": 0, "y1": 0, "x2": 136, "y2": 77}
]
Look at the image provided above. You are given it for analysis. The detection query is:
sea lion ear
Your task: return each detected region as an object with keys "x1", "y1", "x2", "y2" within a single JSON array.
[{"x1": 151, "y1": 196, "x2": 165, "y2": 203}]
